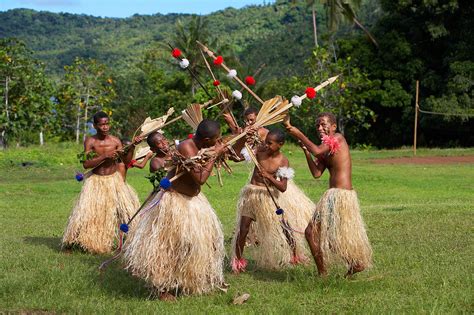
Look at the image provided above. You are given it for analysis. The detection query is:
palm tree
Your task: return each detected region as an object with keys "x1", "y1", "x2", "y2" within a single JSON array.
[
  {"x1": 324, "y1": 0, "x2": 378, "y2": 47},
  {"x1": 304, "y1": 0, "x2": 319, "y2": 47},
  {"x1": 290, "y1": 0, "x2": 378, "y2": 48}
]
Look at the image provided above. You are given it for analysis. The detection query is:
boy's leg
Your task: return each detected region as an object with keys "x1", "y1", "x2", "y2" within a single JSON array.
[
  {"x1": 235, "y1": 216, "x2": 253, "y2": 259},
  {"x1": 305, "y1": 221, "x2": 327, "y2": 276}
]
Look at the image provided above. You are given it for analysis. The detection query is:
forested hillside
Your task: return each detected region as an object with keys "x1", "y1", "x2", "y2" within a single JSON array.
[{"x1": 0, "y1": 0, "x2": 472, "y2": 148}]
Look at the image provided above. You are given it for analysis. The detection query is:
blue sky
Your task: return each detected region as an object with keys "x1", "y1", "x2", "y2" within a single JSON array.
[{"x1": 0, "y1": 0, "x2": 275, "y2": 17}]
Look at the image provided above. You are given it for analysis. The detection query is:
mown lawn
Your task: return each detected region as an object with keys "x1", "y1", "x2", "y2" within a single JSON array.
[{"x1": 0, "y1": 144, "x2": 472, "y2": 313}]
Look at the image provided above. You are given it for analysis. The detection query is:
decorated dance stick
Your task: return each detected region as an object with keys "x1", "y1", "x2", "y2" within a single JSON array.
[
  {"x1": 196, "y1": 41, "x2": 339, "y2": 141},
  {"x1": 169, "y1": 43, "x2": 214, "y2": 100},
  {"x1": 223, "y1": 75, "x2": 340, "y2": 148},
  {"x1": 98, "y1": 169, "x2": 185, "y2": 271},
  {"x1": 197, "y1": 40, "x2": 265, "y2": 105}
]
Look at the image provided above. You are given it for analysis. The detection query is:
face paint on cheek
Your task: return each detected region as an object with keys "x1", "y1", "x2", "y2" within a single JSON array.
[{"x1": 324, "y1": 126, "x2": 330, "y2": 135}]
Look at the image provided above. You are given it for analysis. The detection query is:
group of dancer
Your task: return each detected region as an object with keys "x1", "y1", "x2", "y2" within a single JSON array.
[{"x1": 61, "y1": 105, "x2": 373, "y2": 301}]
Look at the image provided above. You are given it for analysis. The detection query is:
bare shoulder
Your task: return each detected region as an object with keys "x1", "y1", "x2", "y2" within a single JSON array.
[
  {"x1": 177, "y1": 139, "x2": 197, "y2": 157},
  {"x1": 84, "y1": 136, "x2": 95, "y2": 150},
  {"x1": 335, "y1": 133, "x2": 347, "y2": 144},
  {"x1": 259, "y1": 127, "x2": 269, "y2": 137},
  {"x1": 279, "y1": 153, "x2": 289, "y2": 167},
  {"x1": 84, "y1": 135, "x2": 95, "y2": 144},
  {"x1": 150, "y1": 156, "x2": 165, "y2": 170}
]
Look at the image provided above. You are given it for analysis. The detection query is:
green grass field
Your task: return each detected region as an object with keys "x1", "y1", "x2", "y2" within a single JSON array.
[{"x1": 0, "y1": 144, "x2": 473, "y2": 313}]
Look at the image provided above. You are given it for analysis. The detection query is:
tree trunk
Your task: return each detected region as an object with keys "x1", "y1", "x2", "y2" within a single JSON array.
[
  {"x1": 83, "y1": 88, "x2": 90, "y2": 142},
  {"x1": 312, "y1": 8, "x2": 319, "y2": 48},
  {"x1": 338, "y1": 117, "x2": 345, "y2": 135},
  {"x1": 5, "y1": 76, "x2": 10, "y2": 123},
  {"x1": 353, "y1": 17, "x2": 379, "y2": 48},
  {"x1": 0, "y1": 130, "x2": 6, "y2": 149},
  {"x1": 39, "y1": 130, "x2": 44, "y2": 146},
  {"x1": 75, "y1": 105, "x2": 81, "y2": 144},
  {"x1": 1, "y1": 77, "x2": 9, "y2": 149}
]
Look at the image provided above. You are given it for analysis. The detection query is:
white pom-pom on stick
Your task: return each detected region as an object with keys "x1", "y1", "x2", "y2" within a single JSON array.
[
  {"x1": 232, "y1": 90, "x2": 243, "y2": 100},
  {"x1": 227, "y1": 69, "x2": 237, "y2": 79},
  {"x1": 174, "y1": 139, "x2": 180, "y2": 146},
  {"x1": 276, "y1": 167, "x2": 295, "y2": 180},
  {"x1": 291, "y1": 95, "x2": 302, "y2": 107},
  {"x1": 179, "y1": 58, "x2": 189, "y2": 69},
  {"x1": 240, "y1": 147, "x2": 252, "y2": 163}
]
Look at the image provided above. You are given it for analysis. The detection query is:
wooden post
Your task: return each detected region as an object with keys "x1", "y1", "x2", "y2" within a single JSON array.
[{"x1": 414, "y1": 80, "x2": 419, "y2": 156}]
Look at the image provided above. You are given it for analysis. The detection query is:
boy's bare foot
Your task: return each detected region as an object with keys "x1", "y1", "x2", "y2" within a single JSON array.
[
  {"x1": 159, "y1": 292, "x2": 177, "y2": 302},
  {"x1": 231, "y1": 257, "x2": 248, "y2": 274},
  {"x1": 345, "y1": 264, "x2": 365, "y2": 277},
  {"x1": 290, "y1": 254, "x2": 308, "y2": 265}
]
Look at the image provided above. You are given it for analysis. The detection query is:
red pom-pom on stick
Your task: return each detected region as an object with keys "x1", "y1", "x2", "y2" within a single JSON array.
[
  {"x1": 188, "y1": 133, "x2": 194, "y2": 139},
  {"x1": 305, "y1": 87, "x2": 317, "y2": 99},
  {"x1": 245, "y1": 76, "x2": 256, "y2": 86},
  {"x1": 213, "y1": 80, "x2": 220, "y2": 86},
  {"x1": 214, "y1": 56, "x2": 224, "y2": 66},
  {"x1": 172, "y1": 48, "x2": 182, "y2": 58}
]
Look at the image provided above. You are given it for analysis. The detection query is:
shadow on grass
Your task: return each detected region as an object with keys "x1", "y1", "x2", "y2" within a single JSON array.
[
  {"x1": 94, "y1": 263, "x2": 151, "y2": 299},
  {"x1": 23, "y1": 236, "x2": 62, "y2": 252}
]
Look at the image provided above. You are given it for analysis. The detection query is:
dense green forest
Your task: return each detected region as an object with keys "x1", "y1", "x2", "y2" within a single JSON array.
[{"x1": 0, "y1": 0, "x2": 472, "y2": 148}]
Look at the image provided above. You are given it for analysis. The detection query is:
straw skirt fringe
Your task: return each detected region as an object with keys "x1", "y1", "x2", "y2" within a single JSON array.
[
  {"x1": 231, "y1": 181, "x2": 313, "y2": 269},
  {"x1": 124, "y1": 191, "x2": 225, "y2": 296},
  {"x1": 311, "y1": 188, "x2": 372, "y2": 269},
  {"x1": 62, "y1": 172, "x2": 140, "y2": 254}
]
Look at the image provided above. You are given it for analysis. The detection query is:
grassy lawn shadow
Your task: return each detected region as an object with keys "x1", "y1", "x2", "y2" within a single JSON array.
[
  {"x1": 94, "y1": 263, "x2": 151, "y2": 299},
  {"x1": 23, "y1": 236, "x2": 62, "y2": 252}
]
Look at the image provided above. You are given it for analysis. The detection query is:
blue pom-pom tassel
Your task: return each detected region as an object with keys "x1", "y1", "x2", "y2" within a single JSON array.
[
  {"x1": 119, "y1": 223, "x2": 129, "y2": 233},
  {"x1": 159, "y1": 177, "x2": 172, "y2": 190},
  {"x1": 75, "y1": 173, "x2": 84, "y2": 182},
  {"x1": 276, "y1": 208, "x2": 284, "y2": 215}
]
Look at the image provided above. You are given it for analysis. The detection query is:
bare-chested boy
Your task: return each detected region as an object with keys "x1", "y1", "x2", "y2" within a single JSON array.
[
  {"x1": 124, "y1": 119, "x2": 227, "y2": 300},
  {"x1": 62, "y1": 111, "x2": 140, "y2": 254},
  {"x1": 223, "y1": 107, "x2": 268, "y2": 143},
  {"x1": 231, "y1": 129, "x2": 314, "y2": 272},
  {"x1": 284, "y1": 112, "x2": 372, "y2": 277}
]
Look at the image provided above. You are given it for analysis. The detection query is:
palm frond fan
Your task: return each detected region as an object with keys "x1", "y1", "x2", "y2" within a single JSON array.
[
  {"x1": 136, "y1": 107, "x2": 175, "y2": 138},
  {"x1": 181, "y1": 103, "x2": 203, "y2": 131},
  {"x1": 224, "y1": 95, "x2": 291, "y2": 147},
  {"x1": 254, "y1": 96, "x2": 291, "y2": 128},
  {"x1": 131, "y1": 107, "x2": 175, "y2": 159}
]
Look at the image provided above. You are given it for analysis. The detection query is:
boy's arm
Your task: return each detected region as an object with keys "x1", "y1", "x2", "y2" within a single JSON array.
[
  {"x1": 259, "y1": 158, "x2": 289, "y2": 193},
  {"x1": 121, "y1": 136, "x2": 142, "y2": 166},
  {"x1": 179, "y1": 141, "x2": 227, "y2": 185},
  {"x1": 222, "y1": 110, "x2": 240, "y2": 135},
  {"x1": 133, "y1": 151, "x2": 154, "y2": 169},
  {"x1": 82, "y1": 137, "x2": 115, "y2": 169},
  {"x1": 283, "y1": 115, "x2": 330, "y2": 156},
  {"x1": 300, "y1": 141, "x2": 326, "y2": 178},
  {"x1": 229, "y1": 129, "x2": 255, "y2": 162}
]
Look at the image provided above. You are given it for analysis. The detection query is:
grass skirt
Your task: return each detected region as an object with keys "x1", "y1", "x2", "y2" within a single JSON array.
[
  {"x1": 311, "y1": 188, "x2": 372, "y2": 269},
  {"x1": 62, "y1": 172, "x2": 140, "y2": 254},
  {"x1": 124, "y1": 191, "x2": 225, "y2": 296},
  {"x1": 231, "y1": 181, "x2": 314, "y2": 269}
]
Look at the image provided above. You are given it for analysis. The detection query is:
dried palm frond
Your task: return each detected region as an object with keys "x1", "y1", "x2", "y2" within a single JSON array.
[
  {"x1": 255, "y1": 96, "x2": 291, "y2": 127},
  {"x1": 136, "y1": 107, "x2": 175, "y2": 138},
  {"x1": 181, "y1": 103, "x2": 203, "y2": 131},
  {"x1": 133, "y1": 142, "x2": 151, "y2": 160}
]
